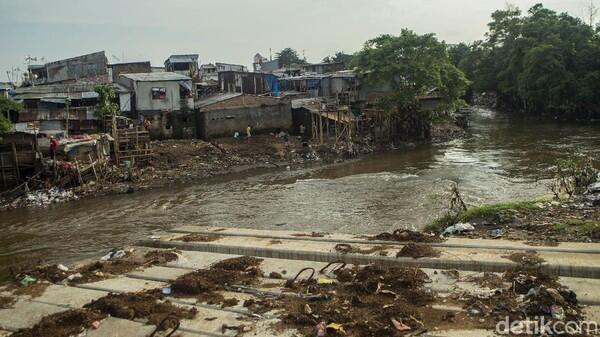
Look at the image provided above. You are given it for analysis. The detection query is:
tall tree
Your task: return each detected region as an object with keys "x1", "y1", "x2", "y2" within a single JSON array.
[
  {"x1": 354, "y1": 30, "x2": 469, "y2": 111},
  {"x1": 353, "y1": 30, "x2": 469, "y2": 141},
  {"x1": 331, "y1": 51, "x2": 354, "y2": 68},
  {"x1": 95, "y1": 85, "x2": 120, "y2": 135},
  {"x1": 456, "y1": 4, "x2": 600, "y2": 118},
  {"x1": 275, "y1": 48, "x2": 306, "y2": 68}
]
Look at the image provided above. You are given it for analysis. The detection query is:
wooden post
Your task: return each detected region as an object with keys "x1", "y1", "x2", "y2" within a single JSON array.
[
  {"x1": 12, "y1": 143, "x2": 20, "y2": 182},
  {"x1": 0, "y1": 154, "x2": 6, "y2": 188}
]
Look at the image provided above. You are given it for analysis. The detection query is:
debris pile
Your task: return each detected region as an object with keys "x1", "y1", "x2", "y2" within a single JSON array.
[
  {"x1": 85, "y1": 291, "x2": 197, "y2": 327},
  {"x1": 169, "y1": 256, "x2": 264, "y2": 305},
  {"x1": 334, "y1": 244, "x2": 390, "y2": 255},
  {"x1": 11, "y1": 309, "x2": 106, "y2": 337},
  {"x1": 10, "y1": 249, "x2": 180, "y2": 288},
  {"x1": 396, "y1": 243, "x2": 441, "y2": 259},
  {"x1": 372, "y1": 229, "x2": 443, "y2": 243},
  {"x1": 275, "y1": 265, "x2": 436, "y2": 337},
  {"x1": 503, "y1": 251, "x2": 546, "y2": 266},
  {"x1": 177, "y1": 233, "x2": 222, "y2": 242}
]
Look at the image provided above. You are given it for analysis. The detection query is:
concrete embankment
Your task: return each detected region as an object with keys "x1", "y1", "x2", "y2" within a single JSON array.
[{"x1": 1, "y1": 227, "x2": 599, "y2": 336}]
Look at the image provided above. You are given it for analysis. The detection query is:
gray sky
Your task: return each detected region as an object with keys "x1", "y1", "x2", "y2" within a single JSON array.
[{"x1": 0, "y1": 0, "x2": 591, "y2": 82}]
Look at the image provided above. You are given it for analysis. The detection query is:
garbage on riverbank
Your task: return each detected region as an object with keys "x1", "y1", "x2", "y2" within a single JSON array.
[
  {"x1": 11, "y1": 309, "x2": 107, "y2": 337},
  {"x1": 4, "y1": 249, "x2": 180, "y2": 294}
]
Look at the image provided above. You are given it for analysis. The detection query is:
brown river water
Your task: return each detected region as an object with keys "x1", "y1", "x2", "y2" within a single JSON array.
[{"x1": 1, "y1": 107, "x2": 599, "y2": 278}]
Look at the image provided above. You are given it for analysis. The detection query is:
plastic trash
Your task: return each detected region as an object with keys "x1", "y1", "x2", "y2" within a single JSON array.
[
  {"x1": 443, "y1": 222, "x2": 475, "y2": 235},
  {"x1": 551, "y1": 305, "x2": 565, "y2": 320},
  {"x1": 162, "y1": 287, "x2": 172, "y2": 295},
  {"x1": 391, "y1": 318, "x2": 411, "y2": 332},
  {"x1": 66, "y1": 273, "x2": 83, "y2": 281},
  {"x1": 57, "y1": 264, "x2": 69, "y2": 272},
  {"x1": 313, "y1": 321, "x2": 327, "y2": 337},
  {"x1": 326, "y1": 323, "x2": 346, "y2": 334},
  {"x1": 19, "y1": 275, "x2": 36, "y2": 286},
  {"x1": 91, "y1": 320, "x2": 101, "y2": 329},
  {"x1": 317, "y1": 277, "x2": 335, "y2": 285},
  {"x1": 100, "y1": 249, "x2": 127, "y2": 261},
  {"x1": 490, "y1": 228, "x2": 504, "y2": 238}
]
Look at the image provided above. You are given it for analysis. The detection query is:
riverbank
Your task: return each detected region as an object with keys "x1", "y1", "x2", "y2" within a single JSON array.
[
  {"x1": 424, "y1": 196, "x2": 600, "y2": 246},
  {"x1": 0, "y1": 116, "x2": 466, "y2": 212}
]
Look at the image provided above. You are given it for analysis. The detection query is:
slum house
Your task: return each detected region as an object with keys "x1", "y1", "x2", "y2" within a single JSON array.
[
  {"x1": 11, "y1": 83, "x2": 102, "y2": 139},
  {"x1": 0, "y1": 132, "x2": 38, "y2": 189},
  {"x1": 28, "y1": 51, "x2": 109, "y2": 85},
  {"x1": 195, "y1": 93, "x2": 292, "y2": 140},
  {"x1": 117, "y1": 72, "x2": 194, "y2": 139},
  {"x1": 219, "y1": 71, "x2": 268, "y2": 95},
  {"x1": 164, "y1": 54, "x2": 199, "y2": 81},
  {"x1": 253, "y1": 53, "x2": 279, "y2": 72},
  {"x1": 301, "y1": 62, "x2": 345, "y2": 74},
  {"x1": 108, "y1": 62, "x2": 151, "y2": 83}
]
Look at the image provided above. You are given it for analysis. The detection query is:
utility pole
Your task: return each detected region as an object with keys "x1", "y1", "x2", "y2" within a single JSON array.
[
  {"x1": 25, "y1": 55, "x2": 37, "y2": 87},
  {"x1": 587, "y1": 0, "x2": 599, "y2": 27},
  {"x1": 65, "y1": 88, "x2": 70, "y2": 138}
]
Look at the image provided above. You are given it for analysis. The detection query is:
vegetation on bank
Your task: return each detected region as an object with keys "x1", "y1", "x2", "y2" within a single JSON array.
[
  {"x1": 426, "y1": 198, "x2": 547, "y2": 231},
  {"x1": 450, "y1": 4, "x2": 600, "y2": 119},
  {"x1": 0, "y1": 97, "x2": 21, "y2": 137}
]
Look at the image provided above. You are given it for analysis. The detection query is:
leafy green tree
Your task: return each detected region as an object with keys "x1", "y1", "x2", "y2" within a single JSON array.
[
  {"x1": 332, "y1": 52, "x2": 354, "y2": 68},
  {"x1": 353, "y1": 30, "x2": 469, "y2": 111},
  {"x1": 275, "y1": 48, "x2": 307, "y2": 68},
  {"x1": 95, "y1": 85, "x2": 120, "y2": 134},
  {"x1": 456, "y1": 4, "x2": 600, "y2": 118},
  {"x1": 0, "y1": 97, "x2": 21, "y2": 136}
]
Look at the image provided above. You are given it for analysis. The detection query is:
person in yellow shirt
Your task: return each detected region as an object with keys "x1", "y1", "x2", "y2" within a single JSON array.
[{"x1": 246, "y1": 125, "x2": 252, "y2": 139}]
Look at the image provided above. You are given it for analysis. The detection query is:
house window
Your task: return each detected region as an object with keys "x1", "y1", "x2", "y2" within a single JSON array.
[{"x1": 152, "y1": 87, "x2": 167, "y2": 100}]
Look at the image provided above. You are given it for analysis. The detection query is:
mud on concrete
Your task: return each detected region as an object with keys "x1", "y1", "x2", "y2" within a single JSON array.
[
  {"x1": 371, "y1": 229, "x2": 444, "y2": 243},
  {"x1": 502, "y1": 251, "x2": 545, "y2": 266},
  {"x1": 177, "y1": 233, "x2": 222, "y2": 242},
  {"x1": 396, "y1": 243, "x2": 441, "y2": 259},
  {"x1": 11, "y1": 309, "x2": 106, "y2": 337},
  {"x1": 85, "y1": 291, "x2": 197, "y2": 328},
  {"x1": 170, "y1": 256, "x2": 264, "y2": 305}
]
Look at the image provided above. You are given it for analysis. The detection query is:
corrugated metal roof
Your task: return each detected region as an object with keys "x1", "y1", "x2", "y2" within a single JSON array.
[
  {"x1": 120, "y1": 72, "x2": 191, "y2": 82},
  {"x1": 166, "y1": 54, "x2": 199, "y2": 63},
  {"x1": 195, "y1": 93, "x2": 242, "y2": 108}
]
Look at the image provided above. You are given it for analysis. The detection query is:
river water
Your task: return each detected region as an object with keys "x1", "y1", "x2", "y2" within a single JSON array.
[{"x1": 1, "y1": 107, "x2": 599, "y2": 277}]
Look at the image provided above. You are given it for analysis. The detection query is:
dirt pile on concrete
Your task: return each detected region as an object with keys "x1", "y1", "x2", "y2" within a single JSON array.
[
  {"x1": 372, "y1": 229, "x2": 443, "y2": 243},
  {"x1": 85, "y1": 291, "x2": 196, "y2": 328},
  {"x1": 503, "y1": 251, "x2": 545, "y2": 266},
  {"x1": 11, "y1": 309, "x2": 106, "y2": 337},
  {"x1": 178, "y1": 233, "x2": 222, "y2": 242},
  {"x1": 0, "y1": 295, "x2": 16, "y2": 309},
  {"x1": 396, "y1": 243, "x2": 441, "y2": 258},
  {"x1": 170, "y1": 256, "x2": 264, "y2": 305},
  {"x1": 334, "y1": 244, "x2": 390, "y2": 255}
]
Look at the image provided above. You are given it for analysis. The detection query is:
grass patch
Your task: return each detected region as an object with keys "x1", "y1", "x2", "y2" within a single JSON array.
[
  {"x1": 426, "y1": 198, "x2": 551, "y2": 232},
  {"x1": 553, "y1": 219, "x2": 600, "y2": 234}
]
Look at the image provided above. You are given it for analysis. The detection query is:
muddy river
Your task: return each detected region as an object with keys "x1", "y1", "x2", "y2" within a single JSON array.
[{"x1": 1, "y1": 107, "x2": 599, "y2": 277}]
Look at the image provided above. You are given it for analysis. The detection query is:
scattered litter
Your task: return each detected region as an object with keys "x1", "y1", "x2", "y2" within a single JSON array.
[
  {"x1": 18, "y1": 275, "x2": 36, "y2": 286},
  {"x1": 162, "y1": 287, "x2": 172, "y2": 295},
  {"x1": 391, "y1": 318, "x2": 411, "y2": 332},
  {"x1": 443, "y1": 222, "x2": 475, "y2": 235},
  {"x1": 490, "y1": 228, "x2": 504, "y2": 238},
  {"x1": 317, "y1": 277, "x2": 335, "y2": 285},
  {"x1": 100, "y1": 249, "x2": 127, "y2": 261},
  {"x1": 56, "y1": 264, "x2": 69, "y2": 272}
]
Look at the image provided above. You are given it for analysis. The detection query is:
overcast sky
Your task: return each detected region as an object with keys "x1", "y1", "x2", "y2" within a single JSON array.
[{"x1": 0, "y1": 0, "x2": 592, "y2": 81}]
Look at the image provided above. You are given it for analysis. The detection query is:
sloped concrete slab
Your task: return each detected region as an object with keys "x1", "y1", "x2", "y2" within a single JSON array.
[
  {"x1": 86, "y1": 317, "x2": 155, "y2": 337},
  {"x1": 30, "y1": 284, "x2": 107, "y2": 308},
  {"x1": 74, "y1": 277, "x2": 165, "y2": 293},
  {"x1": 126, "y1": 266, "x2": 191, "y2": 282},
  {"x1": 0, "y1": 300, "x2": 66, "y2": 331}
]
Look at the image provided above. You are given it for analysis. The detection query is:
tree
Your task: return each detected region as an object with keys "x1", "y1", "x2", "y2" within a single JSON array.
[
  {"x1": 353, "y1": 30, "x2": 469, "y2": 111},
  {"x1": 456, "y1": 4, "x2": 600, "y2": 118},
  {"x1": 275, "y1": 48, "x2": 306, "y2": 68},
  {"x1": 0, "y1": 97, "x2": 21, "y2": 136},
  {"x1": 353, "y1": 30, "x2": 469, "y2": 142},
  {"x1": 331, "y1": 51, "x2": 354, "y2": 68},
  {"x1": 95, "y1": 85, "x2": 120, "y2": 135}
]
